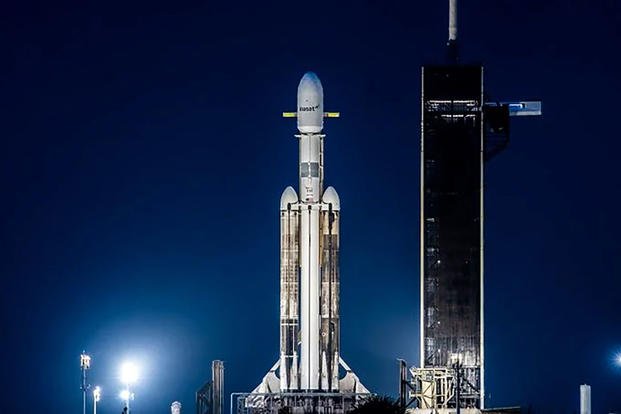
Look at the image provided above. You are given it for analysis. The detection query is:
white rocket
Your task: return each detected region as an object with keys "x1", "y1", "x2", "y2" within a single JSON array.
[
  {"x1": 281, "y1": 71, "x2": 340, "y2": 392},
  {"x1": 253, "y1": 72, "x2": 367, "y2": 395}
]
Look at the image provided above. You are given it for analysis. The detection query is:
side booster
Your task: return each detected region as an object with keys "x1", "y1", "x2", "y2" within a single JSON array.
[{"x1": 279, "y1": 72, "x2": 341, "y2": 391}]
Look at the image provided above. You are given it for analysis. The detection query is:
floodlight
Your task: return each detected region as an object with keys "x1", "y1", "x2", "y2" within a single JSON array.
[
  {"x1": 120, "y1": 361, "x2": 139, "y2": 385},
  {"x1": 80, "y1": 353, "x2": 91, "y2": 369},
  {"x1": 119, "y1": 389, "x2": 131, "y2": 401},
  {"x1": 93, "y1": 386, "x2": 101, "y2": 402}
]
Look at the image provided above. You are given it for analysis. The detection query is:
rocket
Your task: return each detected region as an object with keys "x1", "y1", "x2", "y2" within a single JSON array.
[
  {"x1": 253, "y1": 72, "x2": 366, "y2": 396},
  {"x1": 279, "y1": 72, "x2": 341, "y2": 391}
]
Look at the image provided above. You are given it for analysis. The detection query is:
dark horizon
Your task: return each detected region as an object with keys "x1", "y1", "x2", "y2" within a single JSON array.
[{"x1": 1, "y1": 1, "x2": 620, "y2": 413}]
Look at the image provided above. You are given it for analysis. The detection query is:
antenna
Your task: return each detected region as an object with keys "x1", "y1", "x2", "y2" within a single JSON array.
[{"x1": 447, "y1": 0, "x2": 459, "y2": 62}]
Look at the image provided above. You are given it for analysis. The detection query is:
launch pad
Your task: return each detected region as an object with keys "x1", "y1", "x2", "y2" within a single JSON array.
[
  {"x1": 235, "y1": 392, "x2": 367, "y2": 414},
  {"x1": 229, "y1": 2, "x2": 540, "y2": 413}
]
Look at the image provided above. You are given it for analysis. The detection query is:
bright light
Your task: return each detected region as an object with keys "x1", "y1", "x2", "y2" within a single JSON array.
[
  {"x1": 93, "y1": 386, "x2": 101, "y2": 402},
  {"x1": 616, "y1": 354, "x2": 621, "y2": 366},
  {"x1": 80, "y1": 353, "x2": 91, "y2": 369},
  {"x1": 119, "y1": 389, "x2": 131, "y2": 401},
  {"x1": 120, "y1": 361, "x2": 139, "y2": 384}
]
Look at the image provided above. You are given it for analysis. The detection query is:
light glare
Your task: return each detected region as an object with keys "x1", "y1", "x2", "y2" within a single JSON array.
[
  {"x1": 120, "y1": 361, "x2": 139, "y2": 384},
  {"x1": 119, "y1": 389, "x2": 131, "y2": 401},
  {"x1": 93, "y1": 386, "x2": 101, "y2": 402},
  {"x1": 80, "y1": 353, "x2": 91, "y2": 369}
]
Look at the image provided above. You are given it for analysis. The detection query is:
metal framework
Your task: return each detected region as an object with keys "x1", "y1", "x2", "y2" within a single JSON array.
[
  {"x1": 414, "y1": 64, "x2": 541, "y2": 412},
  {"x1": 419, "y1": 65, "x2": 484, "y2": 409},
  {"x1": 407, "y1": 1, "x2": 542, "y2": 412},
  {"x1": 406, "y1": 366, "x2": 481, "y2": 410},
  {"x1": 197, "y1": 380, "x2": 214, "y2": 414},
  {"x1": 233, "y1": 392, "x2": 371, "y2": 414},
  {"x1": 197, "y1": 360, "x2": 225, "y2": 414}
]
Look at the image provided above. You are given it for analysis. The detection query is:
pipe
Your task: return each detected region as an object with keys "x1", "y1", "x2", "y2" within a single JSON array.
[{"x1": 448, "y1": 0, "x2": 458, "y2": 42}]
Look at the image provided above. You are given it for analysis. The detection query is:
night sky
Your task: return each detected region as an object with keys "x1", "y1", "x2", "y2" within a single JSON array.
[{"x1": 2, "y1": 0, "x2": 621, "y2": 413}]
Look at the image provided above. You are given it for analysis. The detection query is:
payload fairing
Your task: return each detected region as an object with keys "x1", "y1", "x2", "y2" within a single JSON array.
[{"x1": 253, "y1": 72, "x2": 366, "y2": 396}]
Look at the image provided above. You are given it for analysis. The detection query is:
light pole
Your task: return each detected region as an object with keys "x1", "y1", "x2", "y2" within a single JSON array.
[
  {"x1": 80, "y1": 352, "x2": 91, "y2": 414},
  {"x1": 120, "y1": 361, "x2": 139, "y2": 413},
  {"x1": 120, "y1": 389, "x2": 132, "y2": 413},
  {"x1": 93, "y1": 386, "x2": 101, "y2": 414}
]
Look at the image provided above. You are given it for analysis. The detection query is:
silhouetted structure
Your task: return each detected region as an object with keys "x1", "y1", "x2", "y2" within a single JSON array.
[
  {"x1": 196, "y1": 360, "x2": 224, "y2": 414},
  {"x1": 420, "y1": 63, "x2": 485, "y2": 407},
  {"x1": 405, "y1": 0, "x2": 541, "y2": 412}
]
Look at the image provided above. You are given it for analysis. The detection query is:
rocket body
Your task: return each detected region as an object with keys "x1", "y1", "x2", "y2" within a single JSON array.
[
  {"x1": 279, "y1": 72, "x2": 340, "y2": 392},
  {"x1": 251, "y1": 72, "x2": 367, "y2": 400}
]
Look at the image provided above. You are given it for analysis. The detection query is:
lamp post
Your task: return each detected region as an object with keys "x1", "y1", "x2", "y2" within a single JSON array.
[
  {"x1": 120, "y1": 362, "x2": 139, "y2": 413},
  {"x1": 93, "y1": 386, "x2": 101, "y2": 414},
  {"x1": 80, "y1": 352, "x2": 91, "y2": 414},
  {"x1": 120, "y1": 389, "x2": 132, "y2": 413}
]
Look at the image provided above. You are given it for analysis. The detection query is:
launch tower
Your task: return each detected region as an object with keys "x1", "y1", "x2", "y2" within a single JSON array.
[{"x1": 402, "y1": 0, "x2": 541, "y2": 412}]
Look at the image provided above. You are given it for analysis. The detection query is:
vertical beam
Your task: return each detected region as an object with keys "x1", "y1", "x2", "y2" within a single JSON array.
[
  {"x1": 447, "y1": 0, "x2": 458, "y2": 61},
  {"x1": 212, "y1": 360, "x2": 224, "y2": 414},
  {"x1": 448, "y1": 0, "x2": 458, "y2": 41},
  {"x1": 580, "y1": 384, "x2": 591, "y2": 414},
  {"x1": 419, "y1": 67, "x2": 426, "y2": 369},
  {"x1": 398, "y1": 360, "x2": 408, "y2": 409},
  {"x1": 479, "y1": 67, "x2": 485, "y2": 409}
]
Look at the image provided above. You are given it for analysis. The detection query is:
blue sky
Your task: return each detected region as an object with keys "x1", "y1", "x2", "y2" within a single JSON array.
[{"x1": 1, "y1": 1, "x2": 620, "y2": 412}]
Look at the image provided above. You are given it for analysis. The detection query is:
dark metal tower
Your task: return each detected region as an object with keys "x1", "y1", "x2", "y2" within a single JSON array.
[
  {"x1": 406, "y1": 0, "x2": 541, "y2": 411},
  {"x1": 420, "y1": 63, "x2": 485, "y2": 408}
]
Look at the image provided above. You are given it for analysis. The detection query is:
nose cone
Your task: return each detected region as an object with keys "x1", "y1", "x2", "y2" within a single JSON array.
[
  {"x1": 297, "y1": 72, "x2": 324, "y2": 133},
  {"x1": 322, "y1": 186, "x2": 340, "y2": 211},
  {"x1": 280, "y1": 186, "x2": 299, "y2": 210},
  {"x1": 298, "y1": 72, "x2": 322, "y2": 94}
]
